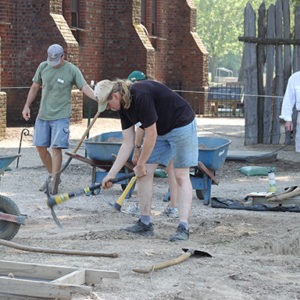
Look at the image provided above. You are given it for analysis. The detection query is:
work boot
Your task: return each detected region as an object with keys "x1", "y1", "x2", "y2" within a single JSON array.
[
  {"x1": 120, "y1": 219, "x2": 154, "y2": 236},
  {"x1": 169, "y1": 224, "x2": 189, "y2": 242},
  {"x1": 39, "y1": 175, "x2": 52, "y2": 192}
]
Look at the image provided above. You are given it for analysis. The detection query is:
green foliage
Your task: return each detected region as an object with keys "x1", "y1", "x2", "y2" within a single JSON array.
[
  {"x1": 194, "y1": 0, "x2": 277, "y2": 78},
  {"x1": 292, "y1": 0, "x2": 300, "y2": 8}
]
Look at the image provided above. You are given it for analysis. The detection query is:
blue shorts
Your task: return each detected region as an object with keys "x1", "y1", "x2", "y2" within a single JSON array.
[
  {"x1": 33, "y1": 117, "x2": 70, "y2": 149},
  {"x1": 147, "y1": 119, "x2": 198, "y2": 168}
]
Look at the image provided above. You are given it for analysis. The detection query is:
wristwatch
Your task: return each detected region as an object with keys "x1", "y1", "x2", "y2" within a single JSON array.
[{"x1": 135, "y1": 145, "x2": 142, "y2": 149}]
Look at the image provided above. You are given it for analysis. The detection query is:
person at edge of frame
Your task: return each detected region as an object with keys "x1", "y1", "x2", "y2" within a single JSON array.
[
  {"x1": 94, "y1": 78, "x2": 198, "y2": 242},
  {"x1": 279, "y1": 71, "x2": 300, "y2": 150},
  {"x1": 128, "y1": 70, "x2": 179, "y2": 218},
  {"x1": 22, "y1": 44, "x2": 97, "y2": 195}
]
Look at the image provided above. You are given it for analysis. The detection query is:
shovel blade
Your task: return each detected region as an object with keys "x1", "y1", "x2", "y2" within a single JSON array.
[{"x1": 182, "y1": 248, "x2": 212, "y2": 257}]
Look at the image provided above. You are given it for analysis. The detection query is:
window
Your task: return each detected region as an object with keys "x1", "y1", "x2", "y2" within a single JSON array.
[
  {"x1": 151, "y1": 0, "x2": 156, "y2": 35},
  {"x1": 72, "y1": 0, "x2": 79, "y2": 27},
  {"x1": 141, "y1": 0, "x2": 146, "y2": 25}
]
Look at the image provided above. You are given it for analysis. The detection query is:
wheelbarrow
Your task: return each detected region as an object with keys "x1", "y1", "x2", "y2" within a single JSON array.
[
  {"x1": 0, "y1": 154, "x2": 26, "y2": 240},
  {"x1": 84, "y1": 132, "x2": 231, "y2": 205}
]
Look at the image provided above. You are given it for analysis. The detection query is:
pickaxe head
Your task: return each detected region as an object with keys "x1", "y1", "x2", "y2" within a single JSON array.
[{"x1": 45, "y1": 177, "x2": 62, "y2": 228}]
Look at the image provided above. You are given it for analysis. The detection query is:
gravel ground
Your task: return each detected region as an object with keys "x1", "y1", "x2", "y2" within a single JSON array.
[{"x1": 0, "y1": 117, "x2": 299, "y2": 300}]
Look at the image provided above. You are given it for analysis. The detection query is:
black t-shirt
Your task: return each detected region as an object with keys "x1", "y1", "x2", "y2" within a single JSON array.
[{"x1": 119, "y1": 80, "x2": 195, "y2": 135}]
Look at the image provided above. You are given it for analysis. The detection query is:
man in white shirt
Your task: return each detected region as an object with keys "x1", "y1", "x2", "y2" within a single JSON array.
[{"x1": 280, "y1": 71, "x2": 300, "y2": 152}]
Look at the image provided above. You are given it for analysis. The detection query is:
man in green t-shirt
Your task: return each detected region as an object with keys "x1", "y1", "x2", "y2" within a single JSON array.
[{"x1": 22, "y1": 44, "x2": 97, "y2": 194}]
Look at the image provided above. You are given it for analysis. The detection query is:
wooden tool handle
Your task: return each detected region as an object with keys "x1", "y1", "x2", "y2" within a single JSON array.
[
  {"x1": 267, "y1": 187, "x2": 300, "y2": 202},
  {"x1": 116, "y1": 176, "x2": 137, "y2": 206},
  {"x1": 0, "y1": 239, "x2": 118, "y2": 258},
  {"x1": 133, "y1": 252, "x2": 192, "y2": 274},
  {"x1": 73, "y1": 111, "x2": 101, "y2": 153}
]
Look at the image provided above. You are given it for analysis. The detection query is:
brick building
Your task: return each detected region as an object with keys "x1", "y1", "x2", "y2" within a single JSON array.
[{"x1": 0, "y1": 0, "x2": 208, "y2": 138}]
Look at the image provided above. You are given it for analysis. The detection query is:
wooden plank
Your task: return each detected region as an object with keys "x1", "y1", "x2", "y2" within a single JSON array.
[
  {"x1": 85, "y1": 269, "x2": 120, "y2": 283},
  {"x1": 51, "y1": 270, "x2": 86, "y2": 285},
  {"x1": 0, "y1": 277, "x2": 92, "y2": 299},
  {"x1": 0, "y1": 260, "x2": 73, "y2": 280},
  {"x1": 243, "y1": 3, "x2": 258, "y2": 144},
  {"x1": 264, "y1": 4, "x2": 275, "y2": 144},
  {"x1": 0, "y1": 293, "x2": 49, "y2": 300},
  {"x1": 0, "y1": 260, "x2": 120, "y2": 282},
  {"x1": 272, "y1": 0, "x2": 284, "y2": 144},
  {"x1": 238, "y1": 36, "x2": 300, "y2": 45}
]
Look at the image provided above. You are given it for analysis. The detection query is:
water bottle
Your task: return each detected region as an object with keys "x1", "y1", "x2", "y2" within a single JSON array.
[{"x1": 268, "y1": 169, "x2": 276, "y2": 193}]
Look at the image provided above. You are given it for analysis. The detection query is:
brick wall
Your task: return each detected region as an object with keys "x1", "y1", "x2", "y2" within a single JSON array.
[
  {"x1": 152, "y1": 0, "x2": 209, "y2": 114},
  {"x1": 0, "y1": 92, "x2": 6, "y2": 140},
  {"x1": 71, "y1": 89, "x2": 83, "y2": 123},
  {"x1": 2, "y1": 0, "x2": 208, "y2": 124},
  {"x1": 2, "y1": 0, "x2": 82, "y2": 125}
]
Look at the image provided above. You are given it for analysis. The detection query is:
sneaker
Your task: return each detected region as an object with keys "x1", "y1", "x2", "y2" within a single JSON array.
[
  {"x1": 128, "y1": 204, "x2": 140, "y2": 216},
  {"x1": 163, "y1": 205, "x2": 179, "y2": 218},
  {"x1": 120, "y1": 219, "x2": 154, "y2": 236},
  {"x1": 39, "y1": 175, "x2": 52, "y2": 192},
  {"x1": 169, "y1": 224, "x2": 189, "y2": 242}
]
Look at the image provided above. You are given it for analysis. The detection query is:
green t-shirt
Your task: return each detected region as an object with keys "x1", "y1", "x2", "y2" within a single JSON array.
[{"x1": 33, "y1": 61, "x2": 87, "y2": 120}]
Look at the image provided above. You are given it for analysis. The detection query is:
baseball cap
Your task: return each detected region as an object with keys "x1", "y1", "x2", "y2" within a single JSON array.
[
  {"x1": 47, "y1": 44, "x2": 64, "y2": 67},
  {"x1": 128, "y1": 70, "x2": 146, "y2": 82},
  {"x1": 94, "y1": 80, "x2": 114, "y2": 112}
]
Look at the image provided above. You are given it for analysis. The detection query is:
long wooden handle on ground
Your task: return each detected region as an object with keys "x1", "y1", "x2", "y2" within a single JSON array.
[
  {"x1": 132, "y1": 252, "x2": 192, "y2": 274},
  {"x1": 59, "y1": 111, "x2": 101, "y2": 174},
  {"x1": 0, "y1": 239, "x2": 118, "y2": 258},
  {"x1": 267, "y1": 187, "x2": 300, "y2": 202}
]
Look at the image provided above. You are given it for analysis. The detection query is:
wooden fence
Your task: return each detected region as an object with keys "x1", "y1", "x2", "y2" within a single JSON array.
[{"x1": 240, "y1": 0, "x2": 300, "y2": 145}]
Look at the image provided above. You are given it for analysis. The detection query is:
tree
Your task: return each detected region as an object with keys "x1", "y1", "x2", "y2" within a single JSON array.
[{"x1": 194, "y1": 0, "x2": 276, "y2": 82}]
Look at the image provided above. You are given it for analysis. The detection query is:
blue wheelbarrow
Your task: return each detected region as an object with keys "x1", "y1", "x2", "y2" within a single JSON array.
[
  {"x1": 85, "y1": 132, "x2": 231, "y2": 205},
  {"x1": 0, "y1": 154, "x2": 26, "y2": 240}
]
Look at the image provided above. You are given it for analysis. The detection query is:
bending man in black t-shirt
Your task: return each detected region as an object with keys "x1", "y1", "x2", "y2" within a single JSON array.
[{"x1": 94, "y1": 79, "x2": 198, "y2": 241}]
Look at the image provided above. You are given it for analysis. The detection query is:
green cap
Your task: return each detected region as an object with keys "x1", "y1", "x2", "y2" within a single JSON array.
[{"x1": 128, "y1": 70, "x2": 146, "y2": 82}]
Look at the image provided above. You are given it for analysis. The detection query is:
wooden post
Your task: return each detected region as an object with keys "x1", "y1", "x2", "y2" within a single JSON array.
[
  {"x1": 272, "y1": 0, "x2": 284, "y2": 144},
  {"x1": 283, "y1": 0, "x2": 291, "y2": 88},
  {"x1": 293, "y1": 6, "x2": 300, "y2": 71},
  {"x1": 257, "y1": 3, "x2": 266, "y2": 143},
  {"x1": 283, "y1": 0, "x2": 293, "y2": 145},
  {"x1": 264, "y1": 4, "x2": 275, "y2": 144},
  {"x1": 244, "y1": 3, "x2": 258, "y2": 145}
]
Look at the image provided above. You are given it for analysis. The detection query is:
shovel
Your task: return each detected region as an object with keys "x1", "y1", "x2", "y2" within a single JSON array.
[{"x1": 132, "y1": 248, "x2": 212, "y2": 274}]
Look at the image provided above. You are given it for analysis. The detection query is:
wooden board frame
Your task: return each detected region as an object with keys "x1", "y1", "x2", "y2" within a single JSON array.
[{"x1": 0, "y1": 260, "x2": 119, "y2": 299}]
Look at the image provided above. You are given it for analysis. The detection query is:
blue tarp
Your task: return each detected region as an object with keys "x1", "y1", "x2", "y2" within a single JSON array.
[{"x1": 211, "y1": 197, "x2": 300, "y2": 212}]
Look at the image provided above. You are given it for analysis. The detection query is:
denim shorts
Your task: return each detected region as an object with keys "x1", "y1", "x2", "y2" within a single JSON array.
[
  {"x1": 147, "y1": 119, "x2": 198, "y2": 168},
  {"x1": 33, "y1": 117, "x2": 70, "y2": 149}
]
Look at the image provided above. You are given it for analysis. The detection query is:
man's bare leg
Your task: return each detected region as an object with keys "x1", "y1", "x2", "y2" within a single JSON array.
[
  {"x1": 138, "y1": 163, "x2": 158, "y2": 216},
  {"x1": 174, "y1": 167, "x2": 193, "y2": 223},
  {"x1": 166, "y1": 159, "x2": 178, "y2": 209},
  {"x1": 120, "y1": 164, "x2": 158, "y2": 236},
  {"x1": 36, "y1": 146, "x2": 52, "y2": 174},
  {"x1": 51, "y1": 148, "x2": 63, "y2": 194}
]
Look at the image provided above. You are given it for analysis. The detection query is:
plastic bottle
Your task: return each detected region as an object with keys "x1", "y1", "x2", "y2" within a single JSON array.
[{"x1": 268, "y1": 169, "x2": 276, "y2": 193}]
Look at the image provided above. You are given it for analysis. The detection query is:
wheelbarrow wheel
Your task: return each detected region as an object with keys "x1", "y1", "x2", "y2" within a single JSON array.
[{"x1": 0, "y1": 194, "x2": 21, "y2": 240}]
